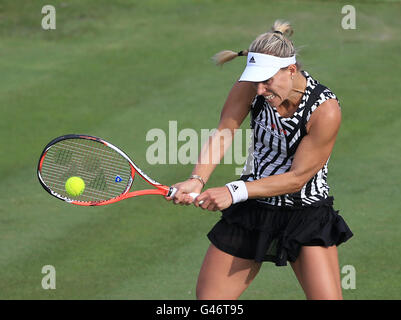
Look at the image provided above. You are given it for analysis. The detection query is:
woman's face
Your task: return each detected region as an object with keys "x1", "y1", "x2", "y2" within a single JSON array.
[{"x1": 254, "y1": 68, "x2": 293, "y2": 107}]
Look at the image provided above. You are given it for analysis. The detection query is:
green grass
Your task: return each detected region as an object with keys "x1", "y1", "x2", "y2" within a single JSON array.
[{"x1": 1, "y1": 0, "x2": 400, "y2": 299}]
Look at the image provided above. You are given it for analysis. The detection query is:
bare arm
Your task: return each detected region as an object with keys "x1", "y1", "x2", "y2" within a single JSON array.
[
  {"x1": 168, "y1": 81, "x2": 256, "y2": 202},
  {"x1": 191, "y1": 81, "x2": 256, "y2": 183}
]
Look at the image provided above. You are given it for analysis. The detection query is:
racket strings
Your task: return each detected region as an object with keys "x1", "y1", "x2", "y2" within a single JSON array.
[{"x1": 40, "y1": 138, "x2": 133, "y2": 202}]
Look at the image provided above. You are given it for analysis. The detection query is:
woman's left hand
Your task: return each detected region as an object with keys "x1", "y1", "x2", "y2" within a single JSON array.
[{"x1": 193, "y1": 186, "x2": 233, "y2": 211}]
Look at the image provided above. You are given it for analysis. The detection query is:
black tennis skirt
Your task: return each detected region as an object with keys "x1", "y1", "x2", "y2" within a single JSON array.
[{"x1": 207, "y1": 196, "x2": 353, "y2": 266}]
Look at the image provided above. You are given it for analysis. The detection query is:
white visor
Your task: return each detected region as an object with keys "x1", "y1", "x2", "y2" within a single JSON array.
[{"x1": 239, "y1": 52, "x2": 296, "y2": 82}]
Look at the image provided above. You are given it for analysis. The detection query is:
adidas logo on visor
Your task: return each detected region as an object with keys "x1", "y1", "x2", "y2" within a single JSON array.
[{"x1": 249, "y1": 56, "x2": 256, "y2": 63}]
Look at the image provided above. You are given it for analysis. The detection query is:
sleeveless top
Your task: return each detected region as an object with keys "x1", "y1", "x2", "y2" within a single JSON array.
[{"x1": 240, "y1": 71, "x2": 339, "y2": 207}]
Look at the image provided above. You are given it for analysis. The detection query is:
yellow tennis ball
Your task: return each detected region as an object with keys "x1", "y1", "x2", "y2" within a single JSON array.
[{"x1": 65, "y1": 176, "x2": 85, "y2": 197}]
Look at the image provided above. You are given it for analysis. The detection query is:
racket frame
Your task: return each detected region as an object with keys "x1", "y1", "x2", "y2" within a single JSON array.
[{"x1": 37, "y1": 134, "x2": 175, "y2": 206}]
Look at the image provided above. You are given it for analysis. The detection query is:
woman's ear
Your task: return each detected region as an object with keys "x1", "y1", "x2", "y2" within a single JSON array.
[{"x1": 288, "y1": 64, "x2": 297, "y2": 76}]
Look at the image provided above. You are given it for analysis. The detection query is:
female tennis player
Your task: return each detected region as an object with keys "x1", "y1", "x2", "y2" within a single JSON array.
[{"x1": 167, "y1": 20, "x2": 353, "y2": 300}]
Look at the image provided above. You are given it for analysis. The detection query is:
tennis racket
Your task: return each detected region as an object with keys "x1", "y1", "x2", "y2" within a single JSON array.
[{"x1": 37, "y1": 134, "x2": 198, "y2": 206}]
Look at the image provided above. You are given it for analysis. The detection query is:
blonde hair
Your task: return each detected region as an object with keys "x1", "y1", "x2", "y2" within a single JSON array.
[{"x1": 213, "y1": 19, "x2": 300, "y2": 68}]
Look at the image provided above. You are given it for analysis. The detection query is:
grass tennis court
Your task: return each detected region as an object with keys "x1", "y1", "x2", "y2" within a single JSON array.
[{"x1": 0, "y1": 0, "x2": 400, "y2": 299}]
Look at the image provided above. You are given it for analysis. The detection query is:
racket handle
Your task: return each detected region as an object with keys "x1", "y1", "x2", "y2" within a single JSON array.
[{"x1": 168, "y1": 187, "x2": 199, "y2": 200}]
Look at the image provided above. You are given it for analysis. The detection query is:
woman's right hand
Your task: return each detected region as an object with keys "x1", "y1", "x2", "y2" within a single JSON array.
[{"x1": 165, "y1": 179, "x2": 204, "y2": 205}]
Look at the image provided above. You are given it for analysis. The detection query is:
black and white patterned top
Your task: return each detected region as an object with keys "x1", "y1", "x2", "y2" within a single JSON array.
[{"x1": 240, "y1": 71, "x2": 339, "y2": 207}]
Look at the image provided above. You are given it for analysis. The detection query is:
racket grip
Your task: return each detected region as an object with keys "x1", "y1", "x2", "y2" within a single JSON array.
[{"x1": 168, "y1": 187, "x2": 199, "y2": 200}]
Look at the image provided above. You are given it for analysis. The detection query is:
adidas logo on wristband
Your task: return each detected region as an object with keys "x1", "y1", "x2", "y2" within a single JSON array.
[{"x1": 225, "y1": 180, "x2": 248, "y2": 204}]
